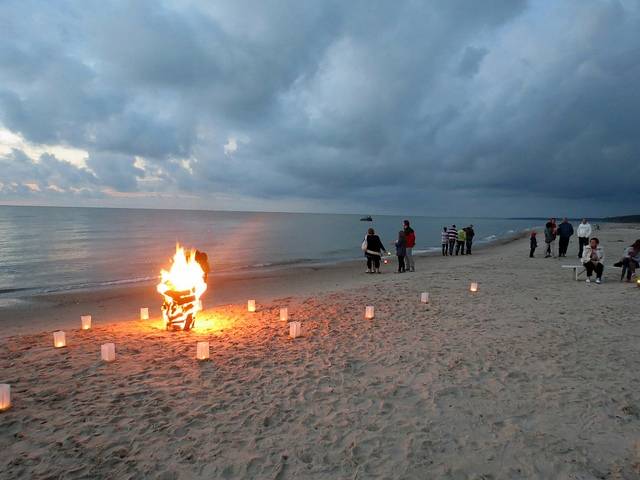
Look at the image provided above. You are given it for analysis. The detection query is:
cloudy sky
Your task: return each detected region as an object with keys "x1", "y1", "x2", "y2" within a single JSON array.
[{"x1": 1, "y1": 0, "x2": 639, "y2": 216}]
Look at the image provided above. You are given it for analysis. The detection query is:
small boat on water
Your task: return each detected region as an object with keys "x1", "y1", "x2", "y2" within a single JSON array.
[{"x1": 360, "y1": 216, "x2": 373, "y2": 221}]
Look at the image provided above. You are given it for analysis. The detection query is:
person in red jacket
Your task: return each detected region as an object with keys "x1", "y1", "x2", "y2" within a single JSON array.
[{"x1": 403, "y1": 220, "x2": 416, "y2": 272}]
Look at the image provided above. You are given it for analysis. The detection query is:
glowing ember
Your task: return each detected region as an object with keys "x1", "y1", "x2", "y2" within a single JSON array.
[{"x1": 157, "y1": 245, "x2": 208, "y2": 331}]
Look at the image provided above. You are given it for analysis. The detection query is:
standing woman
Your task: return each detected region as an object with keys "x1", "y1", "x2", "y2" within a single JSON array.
[
  {"x1": 395, "y1": 231, "x2": 407, "y2": 273},
  {"x1": 363, "y1": 228, "x2": 386, "y2": 274},
  {"x1": 403, "y1": 220, "x2": 416, "y2": 272},
  {"x1": 544, "y1": 221, "x2": 554, "y2": 258}
]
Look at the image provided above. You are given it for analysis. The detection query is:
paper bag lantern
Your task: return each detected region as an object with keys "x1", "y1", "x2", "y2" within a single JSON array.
[
  {"x1": 81, "y1": 315, "x2": 92, "y2": 330},
  {"x1": 420, "y1": 292, "x2": 429, "y2": 304},
  {"x1": 248, "y1": 300, "x2": 256, "y2": 312},
  {"x1": 196, "y1": 341, "x2": 210, "y2": 360},
  {"x1": 140, "y1": 307, "x2": 149, "y2": 320},
  {"x1": 0, "y1": 384, "x2": 10, "y2": 411},
  {"x1": 53, "y1": 330, "x2": 66, "y2": 348},
  {"x1": 279, "y1": 308, "x2": 288, "y2": 322},
  {"x1": 365, "y1": 306, "x2": 375, "y2": 319},
  {"x1": 470, "y1": 282, "x2": 478, "y2": 292},
  {"x1": 289, "y1": 321, "x2": 302, "y2": 339},
  {"x1": 101, "y1": 343, "x2": 116, "y2": 362}
]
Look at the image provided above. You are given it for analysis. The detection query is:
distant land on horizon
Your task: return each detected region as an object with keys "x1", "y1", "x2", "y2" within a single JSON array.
[{"x1": 511, "y1": 215, "x2": 640, "y2": 223}]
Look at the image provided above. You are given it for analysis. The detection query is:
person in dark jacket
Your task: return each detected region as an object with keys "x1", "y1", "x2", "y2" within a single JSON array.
[
  {"x1": 464, "y1": 225, "x2": 475, "y2": 255},
  {"x1": 556, "y1": 218, "x2": 574, "y2": 257},
  {"x1": 364, "y1": 228, "x2": 386, "y2": 274},
  {"x1": 403, "y1": 220, "x2": 416, "y2": 272},
  {"x1": 395, "y1": 231, "x2": 407, "y2": 273},
  {"x1": 544, "y1": 221, "x2": 555, "y2": 258},
  {"x1": 529, "y1": 231, "x2": 537, "y2": 258}
]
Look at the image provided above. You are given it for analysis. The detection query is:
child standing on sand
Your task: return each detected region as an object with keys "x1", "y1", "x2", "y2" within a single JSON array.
[
  {"x1": 441, "y1": 227, "x2": 448, "y2": 256},
  {"x1": 395, "y1": 231, "x2": 407, "y2": 273},
  {"x1": 530, "y1": 231, "x2": 537, "y2": 258}
]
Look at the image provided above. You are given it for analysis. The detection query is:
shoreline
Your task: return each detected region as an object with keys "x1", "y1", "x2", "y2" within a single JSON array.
[
  {"x1": 0, "y1": 226, "x2": 536, "y2": 302},
  {"x1": 0, "y1": 227, "x2": 535, "y2": 337}
]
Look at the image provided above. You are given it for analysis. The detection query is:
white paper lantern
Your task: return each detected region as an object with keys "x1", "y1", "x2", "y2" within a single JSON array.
[
  {"x1": 289, "y1": 321, "x2": 302, "y2": 339},
  {"x1": 248, "y1": 300, "x2": 256, "y2": 312},
  {"x1": 196, "y1": 341, "x2": 210, "y2": 360},
  {"x1": 279, "y1": 308, "x2": 288, "y2": 322},
  {"x1": 81, "y1": 315, "x2": 92, "y2": 330},
  {"x1": 470, "y1": 282, "x2": 478, "y2": 292},
  {"x1": 0, "y1": 384, "x2": 10, "y2": 411},
  {"x1": 101, "y1": 343, "x2": 116, "y2": 362},
  {"x1": 140, "y1": 307, "x2": 149, "y2": 320},
  {"x1": 365, "y1": 306, "x2": 375, "y2": 319},
  {"x1": 53, "y1": 331, "x2": 66, "y2": 348},
  {"x1": 420, "y1": 292, "x2": 429, "y2": 304}
]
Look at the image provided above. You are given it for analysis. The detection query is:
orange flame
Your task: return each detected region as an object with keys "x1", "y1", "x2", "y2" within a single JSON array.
[{"x1": 157, "y1": 244, "x2": 207, "y2": 330}]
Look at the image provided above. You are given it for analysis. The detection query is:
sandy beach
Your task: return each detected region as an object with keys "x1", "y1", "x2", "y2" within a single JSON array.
[{"x1": 1, "y1": 224, "x2": 640, "y2": 479}]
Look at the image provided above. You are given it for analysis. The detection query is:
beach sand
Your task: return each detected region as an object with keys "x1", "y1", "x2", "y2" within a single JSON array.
[{"x1": 1, "y1": 224, "x2": 639, "y2": 479}]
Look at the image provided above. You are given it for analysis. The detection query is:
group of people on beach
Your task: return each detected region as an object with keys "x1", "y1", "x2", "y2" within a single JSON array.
[
  {"x1": 440, "y1": 225, "x2": 475, "y2": 256},
  {"x1": 529, "y1": 218, "x2": 640, "y2": 284},
  {"x1": 362, "y1": 221, "x2": 477, "y2": 274},
  {"x1": 362, "y1": 220, "x2": 416, "y2": 274}
]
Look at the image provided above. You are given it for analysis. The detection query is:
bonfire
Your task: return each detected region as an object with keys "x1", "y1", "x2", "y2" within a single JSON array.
[{"x1": 157, "y1": 245, "x2": 208, "y2": 331}]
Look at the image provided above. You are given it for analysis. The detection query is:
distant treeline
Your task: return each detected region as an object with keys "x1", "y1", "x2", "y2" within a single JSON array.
[
  {"x1": 510, "y1": 215, "x2": 640, "y2": 223},
  {"x1": 601, "y1": 215, "x2": 640, "y2": 223}
]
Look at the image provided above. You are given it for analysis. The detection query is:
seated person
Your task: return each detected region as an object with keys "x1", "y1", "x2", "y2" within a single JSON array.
[
  {"x1": 581, "y1": 237, "x2": 604, "y2": 284},
  {"x1": 620, "y1": 240, "x2": 640, "y2": 282}
]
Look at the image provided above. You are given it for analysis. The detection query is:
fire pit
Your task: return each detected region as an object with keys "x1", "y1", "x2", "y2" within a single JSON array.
[{"x1": 157, "y1": 245, "x2": 208, "y2": 331}]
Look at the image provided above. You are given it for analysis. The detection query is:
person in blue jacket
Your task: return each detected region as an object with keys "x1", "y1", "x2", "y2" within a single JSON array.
[{"x1": 556, "y1": 218, "x2": 574, "y2": 257}]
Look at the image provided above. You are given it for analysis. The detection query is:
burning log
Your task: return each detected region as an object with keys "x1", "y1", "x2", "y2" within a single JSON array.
[{"x1": 157, "y1": 245, "x2": 208, "y2": 331}]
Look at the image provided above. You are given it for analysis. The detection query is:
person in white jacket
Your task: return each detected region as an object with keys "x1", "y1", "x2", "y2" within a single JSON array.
[
  {"x1": 576, "y1": 219, "x2": 592, "y2": 259},
  {"x1": 581, "y1": 237, "x2": 604, "y2": 284}
]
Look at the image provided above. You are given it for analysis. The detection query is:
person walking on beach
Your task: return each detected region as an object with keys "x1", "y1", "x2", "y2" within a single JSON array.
[
  {"x1": 544, "y1": 221, "x2": 555, "y2": 258},
  {"x1": 363, "y1": 228, "x2": 386, "y2": 274},
  {"x1": 465, "y1": 225, "x2": 475, "y2": 255},
  {"x1": 530, "y1": 231, "x2": 537, "y2": 258},
  {"x1": 395, "y1": 231, "x2": 407, "y2": 273},
  {"x1": 556, "y1": 218, "x2": 574, "y2": 257},
  {"x1": 448, "y1": 224, "x2": 457, "y2": 256},
  {"x1": 441, "y1": 227, "x2": 448, "y2": 256},
  {"x1": 403, "y1": 220, "x2": 416, "y2": 272},
  {"x1": 581, "y1": 237, "x2": 604, "y2": 284},
  {"x1": 455, "y1": 227, "x2": 467, "y2": 255},
  {"x1": 576, "y1": 218, "x2": 592, "y2": 258}
]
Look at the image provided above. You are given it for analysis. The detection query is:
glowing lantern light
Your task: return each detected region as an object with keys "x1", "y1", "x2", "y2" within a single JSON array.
[
  {"x1": 470, "y1": 282, "x2": 479, "y2": 293},
  {"x1": 81, "y1": 315, "x2": 92, "y2": 330},
  {"x1": 365, "y1": 306, "x2": 375, "y2": 319},
  {"x1": 279, "y1": 308, "x2": 288, "y2": 322},
  {"x1": 420, "y1": 292, "x2": 429, "y2": 304},
  {"x1": 196, "y1": 341, "x2": 210, "y2": 360},
  {"x1": 157, "y1": 245, "x2": 208, "y2": 331},
  {"x1": 248, "y1": 300, "x2": 256, "y2": 312},
  {"x1": 0, "y1": 385, "x2": 10, "y2": 411},
  {"x1": 140, "y1": 308, "x2": 149, "y2": 320},
  {"x1": 289, "y1": 321, "x2": 302, "y2": 339},
  {"x1": 101, "y1": 343, "x2": 116, "y2": 362},
  {"x1": 53, "y1": 331, "x2": 66, "y2": 348}
]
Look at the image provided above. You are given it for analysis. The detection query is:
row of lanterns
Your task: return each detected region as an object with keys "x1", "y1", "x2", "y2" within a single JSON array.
[{"x1": 0, "y1": 282, "x2": 479, "y2": 412}]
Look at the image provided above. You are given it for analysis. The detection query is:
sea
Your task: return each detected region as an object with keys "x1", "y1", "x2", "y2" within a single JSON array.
[{"x1": 0, "y1": 205, "x2": 539, "y2": 300}]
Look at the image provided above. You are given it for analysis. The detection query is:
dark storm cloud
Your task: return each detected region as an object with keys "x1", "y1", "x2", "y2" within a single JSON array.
[
  {"x1": 0, "y1": 0, "x2": 639, "y2": 215},
  {"x1": 457, "y1": 46, "x2": 489, "y2": 78}
]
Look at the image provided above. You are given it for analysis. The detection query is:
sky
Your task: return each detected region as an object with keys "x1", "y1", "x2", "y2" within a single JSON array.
[{"x1": 1, "y1": 0, "x2": 639, "y2": 217}]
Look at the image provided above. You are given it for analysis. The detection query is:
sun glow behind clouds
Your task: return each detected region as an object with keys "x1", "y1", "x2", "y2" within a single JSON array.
[{"x1": 0, "y1": 128, "x2": 88, "y2": 167}]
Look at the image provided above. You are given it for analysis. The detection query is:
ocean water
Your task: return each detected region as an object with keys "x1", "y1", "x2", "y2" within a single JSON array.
[{"x1": 0, "y1": 206, "x2": 537, "y2": 299}]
